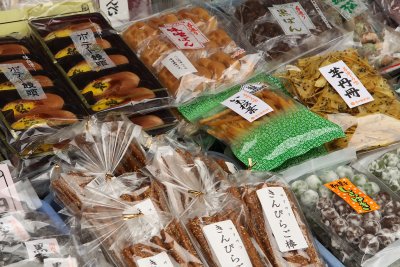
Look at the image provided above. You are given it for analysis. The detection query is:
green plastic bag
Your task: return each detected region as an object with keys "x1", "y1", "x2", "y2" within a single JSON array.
[{"x1": 178, "y1": 73, "x2": 345, "y2": 171}]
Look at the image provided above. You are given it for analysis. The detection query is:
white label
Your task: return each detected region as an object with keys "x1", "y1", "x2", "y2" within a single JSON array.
[
  {"x1": 0, "y1": 215, "x2": 30, "y2": 241},
  {"x1": 86, "y1": 175, "x2": 107, "y2": 188},
  {"x1": 161, "y1": 51, "x2": 197, "y2": 79},
  {"x1": 241, "y1": 82, "x2": 267, "y2": 94},
  {"x1": 327, "y1": 0, "x2": 367, "y2": 20},
  {"x1": 160, "y1": 19, "x2": 209, "y2": 49},
  {"x1": 0, "y1": 63, "x2": 46, "y2": 100},
  {"x1": 44, "y1": 257, "x2": 78, "y2": 267},
  {"x1": 202, "y1": 220, "x2": 252, "y2": 267},
  {"x1": 123, "y1": 198, "x2": 158, "y2": 217},
  {"x1": 319, "y1": 60, "x2": 374, "y2": 108},
  {"x1": 25, "y1": 238, "x2": 60, "y2": 260},
  {"x1": 396, "y1": 26, "x2": 400, "y2": 32},
  {"x1": 99, "y1": 0, "x2": 130, "y2": 27},
  {"x1": 0, "y1": 164, "x2": 22, "y2": 212},
  {"x1": 275, "y1": 3, "x2": 315, "y2": 30},
  {"x1": 222, "y1": 90, "x2": 273, "y2": 122},
  {"x1": 257, "y1": 187, "x2": 308, "y2": 252},
  {"x1": 70, "y1": 29, "x2": 115, "y2": 71},
  {"x1": 136, "y1": 252, "x2": 174, "y2": 267},
  {"x1": 269, "y1": 6, "x2": 311, "y2": 35}
]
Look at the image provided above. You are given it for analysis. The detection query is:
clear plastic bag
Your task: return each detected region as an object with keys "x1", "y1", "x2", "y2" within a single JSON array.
[
  {"x1": 372, "y1": 0, "x2": 400, "y2": 26},
  {"x1": 282, "y1": 148, "x2": 400, "y2": 267},
  {"x1": 228, "y1": 172, "x2": 325, "y2": 267},
  {"x1": 121, "y1": 3, "x2": 264, "y2": 103}
]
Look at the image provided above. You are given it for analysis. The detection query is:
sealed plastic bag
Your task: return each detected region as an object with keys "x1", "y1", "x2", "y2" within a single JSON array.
[
  {"x1": 178, "y1": 72, "x2": 345, "y2": 171},
  {"x1": 281, "y1": 33, "x2": 400, "y2": 152},
  {"x1": 122, "y1": 3, "x2": 263, "y2": 103},
  {"x1": 228, "y1": 172, "x2": 325, "y2": 267},
  {"x1": 283, "y1": 148, "x2": 400, "y2": 267},
  {"x1": 372, "y1": 0, "x2": 400, "y2": 26}
]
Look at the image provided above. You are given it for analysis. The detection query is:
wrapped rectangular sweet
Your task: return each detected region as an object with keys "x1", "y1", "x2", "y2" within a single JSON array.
[
  {"x1": 178, "y1": 73, "x2": 344, "y2": 171},
  {"x1": 284, "y1": 149, "x2": 400, "y2": 267},
  {"x1": 228, "y1": 174, "x2": 325, "y2": 267},
  {"x1": 122, "y1": 4, "x2": 263, "y2": 103},
  {"x1": 29, "y1": 12, "x2": 170, "y2": 113}
]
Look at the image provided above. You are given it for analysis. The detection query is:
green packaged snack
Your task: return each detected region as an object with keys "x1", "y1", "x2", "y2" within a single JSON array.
[{"x1": 178, "y1": 73, "x2": 345, "y2": 171}]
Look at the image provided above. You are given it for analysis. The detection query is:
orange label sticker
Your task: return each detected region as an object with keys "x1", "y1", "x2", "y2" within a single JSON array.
[{"x1": 324, "y1": 178, "x2": 380, "y2": 214}]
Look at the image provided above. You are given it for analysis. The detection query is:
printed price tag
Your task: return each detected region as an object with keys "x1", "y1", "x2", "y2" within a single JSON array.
[
  {"x1": 0, "y1": 63, "x2": 46, "y2": 100},
  {"x1": 99, "y1": 0, "x2": 130, "y2": 27},
  {"x1": 275, "y1": 2, "x2": 315, "y2": 30},
  {"x1": 25, "y1": 238, "x2": 60, "y2": 260},
  {"x1": 269, "y1": 5, "x2": 310, "y2": 35},
  {"x1": 0, "y1": 164, "x2": 22, "y2": 212},
  {"x1": 325, "y1": 178, "x2": 380, "y2": 214},
  {"x1": 136, "y1": 252, "x2": 174, "y2": 267},
  {"x1": 319, "y1": 60, "x2": 374, "y2": 108},
  {"x1": 241, "y1": 82, "x2": 267, "y2": 94},
  {"x1": 123, "y1": 198, "x2": 158, "y2": 217},
  {"x1": 70, "y1": 29, "x2": 115, "y2": 71},
  {"x1": 162, "y1": 51, "x2": 197, "y2": 79},
  {"x1": 203, "y1": 220, "x2": 252, "y2": 267},
  {"x1": 44, "y1": 257, "x2": 78, "y2": 267},
  {"x1": 257, "y1": 187, "x2": 308, "y2": 252},
  {"x1": 222, "y1": 90, "x2": 273, "y2": 122},
  {"x1": 160, "y1": 19, "x2": 209, "y2": 49},
  {"x1": 0, "y1": 215, "x2": 30, "y2": 241},
  {"x1": 327, "y1": 0, "x2": 367, "y2": 20}
]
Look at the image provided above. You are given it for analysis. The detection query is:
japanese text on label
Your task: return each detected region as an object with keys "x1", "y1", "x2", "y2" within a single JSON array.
[
  {"x1": 241, "y1": 82, "x2": 267, "y2": 94},
  {"x1": 0, "y1": 164, "x2": 22, "y2": 213},
  {"x1": 257, "y1": 187, "x2": 308, "y2": 252},
  {"x1": 319, "y1": 60, "x2": 374, "y2": 108},
  {"x1": 70, "y1": 29, "x2": 115, "y2": 71},
  {"x1": 0, "y1": 215, "x2": 30, "y2": 241},
  {"x1": 99, "y1": 0, "x2": 130, "y2": 27},
  {"x1": 0, "y1": 63, "x2": 46, "y2": 100},
  {"x1": 44, "y1": 257, "x2": 78, "y2": 267},
  {"x1": 222, "y1": 90, "x2": 274, "y2": 122},
  {"x1": 274, "y1": 2, "x2": 315, "y2": 30},
  {"x1": 161, "y1": 51, "x2": 197, "y2": 79},
  {"x1": 328, "y1": 0, "x2": 367, "y2": 20},
  {"x1": 123, "y1": 198, "x2": 158, "y2": 217},
  {"x1": 203, "y1": 220, "x2": 252, "y2": 267},
  {"x1": 25, "y1": 238, "x2": 60, "y2": 260},
  {"x1": 269, "y1": 5, "x2": 311, "y2": 35},
  {"x1": 160, "y1": 19, "x2": 209, "y2": 49},
  {"x1": 136, "y1": 252, "x2": 174, "y2": 267}
]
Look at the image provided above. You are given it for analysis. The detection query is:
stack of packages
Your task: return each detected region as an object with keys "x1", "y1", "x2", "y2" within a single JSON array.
[{"x1": 0, "y1": 0, "x2": 400, "y2": 266}]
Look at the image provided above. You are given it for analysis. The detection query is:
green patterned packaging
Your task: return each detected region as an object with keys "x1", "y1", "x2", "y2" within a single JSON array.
[{"x1": 178, "y1": 73, "x2": 345, "y2": 171}]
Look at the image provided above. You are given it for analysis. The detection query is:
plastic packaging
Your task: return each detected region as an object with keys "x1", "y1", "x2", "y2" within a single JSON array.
[
  {"x1": 122, "y1": 3, "x2": 264, "y2": 103},
  {"x1": 29, "y1": 12, "x2": 171, "y2": 114},
  {"x1": 228, "y1": 172, "x2": 325, "y2": 267},
  {"x1": 280, "y1": 33, "x2": 400, "y2": 152},
  {"x1": 178, "y1": 72, "x2": 345, "y2": 171},
  {"x1": 283, "y1": 148, "x2": 400, "y2": 267},
  {"x1": 372, "y1": 0, "x2": 400, "y2": 26}
]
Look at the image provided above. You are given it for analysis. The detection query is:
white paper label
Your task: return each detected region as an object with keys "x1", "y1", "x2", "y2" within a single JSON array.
[
  {"x1": 203, "y1": 220, "x2": 252, "y2": 267},
  {"x1": 123, "y1": 198, "x2": 158, "y2": 217},
  {"x1": 0, "y1": 164, "x2": 22, "y2": 212},
  {"x1": 136, "y1": 252, "x2": 174, "y2": 267},
  {"x1": 0, "y1": 63, "x2": 46, "y2": 100},
  {"x1": 161, "y1": 51, "x2": 197, "y2": 79},
  {"x1": 327, "y1": 0, "x2": 367, "y2": 20},
  {"x1": 241, "y1": 82, "x2": 267, "y2": 94},
  {"x1": 44, "y1": 257, "x2": 78, "y2": 267},
  {"x1": 275, "y1": 2, "x2": 315, "y2": 30},
  {"x1": 160, "y1": 19, "x2": 209, "y2": 49},
  {"x1": 25, "y1": 238, "x2": 60, "y2": 260},
  {"x1": 0, "y1": 215, "x2": 30, "y2": 241},
  {"x1": 222, "y1": 90, "x2": 273, "y2": 122},
  {"x1": 319, "y1": 60, "x2": 374, "y2": 108},
  {"x1": 99, "y1": 0, "x2": 130, "y2": 27},
  {"x1": 70, "y1": 29, "x2": 115, "y2": 71},
  {"x1": 269, "y1": 5, "x2": 311, "y2": 35},
  {"x1": 257, "y1": 187, "x2": 308, "y2": 252}
]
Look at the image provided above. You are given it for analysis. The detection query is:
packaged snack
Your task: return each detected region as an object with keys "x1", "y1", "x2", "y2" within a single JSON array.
[
  {"x1": 215, "y1": 0, "x2": 344, "y2": 66},
  {"x1": 281, "y1": 35, "x2": 400, "y2": 152},
  {"x1": 122, "y1": 4, "x2": 263, "y2": 103},
  {"x1": 228, "y1": 172, "x2": 325, "y2": 267},
  {"x1": 372, "y1": 0, "x2": 400, "y2": 26},
  {"x1": 29, "y1": 12, "x2": 171, "y2": 114},
  {"x1": 178, "y1": 73, "x2": 345, "y2": 171},
  {"x1": 283, "y1": 148, "x2": 400, "y2": 267}
]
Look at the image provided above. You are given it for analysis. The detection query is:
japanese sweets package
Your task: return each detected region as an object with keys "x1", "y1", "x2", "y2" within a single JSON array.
[
  {"x1": 228, "y1": 172, "x2": 325, "y2": 267},
  {"x1": 283, "y1": 148, "x2": 400, "y2": 267},
  {"x1": 29, "y1": 12, "x2": 170, "y2": 114},
  {"x1": 122, "y1": 3, "x2": 263, "y2": 103},
  {"x1": 280, "y1": 33, "x2": 400, "y2": 152},
  {"x1": 178, "y1": 73, "x2": 345, "y2": 171}
]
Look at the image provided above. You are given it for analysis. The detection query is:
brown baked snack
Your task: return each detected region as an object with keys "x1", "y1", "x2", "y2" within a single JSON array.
[
  {"x1": 1, "y1": 59, "x2": 43, "y2": 71},
  {"x1": 130, "y1": 115, "x2": 164, "y2": 130},
  {"x1": 67, "y1": 54, "x2": 129, "y2": 77},
  {"x1": 0, "y1": 75, "x2": 53, "y2": 91},
  {"x1": 55, "y1": 38, "x2": 112, "y2": 59},
  {"x1": 0, "y1": 44, "x2": 30, "y2": 56},
  {"x1": 11, "y1": 109, "x2": 78, "y2": 130},
  {"x1": 44, "y1": 22, "x2": 102, "y2": 41}
]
